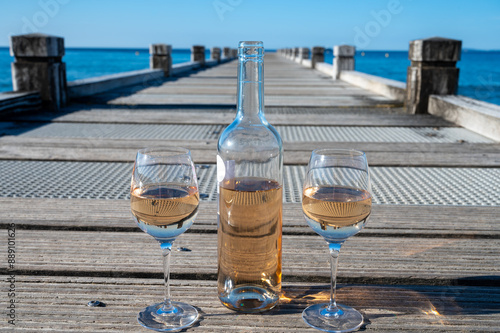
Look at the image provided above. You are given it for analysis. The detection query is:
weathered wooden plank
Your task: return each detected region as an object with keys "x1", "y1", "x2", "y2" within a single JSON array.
[
  {"x1": 4, "y1": 275, "x2": 500, "y2": 332},
  {"x1": 0, "y1": 91, "x2": 42, "y2": 116},
  {"x1": 8, "y1": 229, "x2": 500, "y2": 285},
  {"x1": 2, "y1": 144, "x2": 499, "y2": 167},
  {"x1": 161, "y1": 77, "x2": 353, "y2": 86},
  {"x1": 137, "y1": 85, "x2": 377, "y2": 96},
  {"x1": 1, "y1": 136, "x2": 498, "y2": 166},
  {"x1": 340, "y1": 70, "x2": 407, "y2": 102},
  {"x1": 67, "y1": 69, "x2": 165, "y2": 99},
  {"x1": 87, "y1": 81, "x2": 362, "y2": 101},
  {"x1": 104, "y1": 93, "x2": 401, "y2": 107},
  {"x1": 4, "y1": 108, "x2": 455, "y2": 127},
  {"x1": 283, "y1": 149, "x2": 500, "y2": 167},
  {"x1": 3, "y1": 198, "x2": 500, "y2": 238},
  {"x1": 85, "y1": 79, "x2": 363, "y2": 101},
  {"x1": 196, "y1": 71, "x2": 331, "y2": 79},
  {"x1": 429, "y1": 95, "x2": 500, "y2": 142}
]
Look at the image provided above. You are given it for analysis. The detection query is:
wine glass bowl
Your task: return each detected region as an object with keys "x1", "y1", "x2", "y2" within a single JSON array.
[
  {"x1": 130, "y1": 147, "x2": 199, "y2": 332},
  {"x1": 301, "y1": 149, "x2": 371, "y2": 332}
]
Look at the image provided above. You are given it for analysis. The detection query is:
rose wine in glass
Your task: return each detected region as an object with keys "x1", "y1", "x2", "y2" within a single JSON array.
[
  {"x1": 130, "y1": 147, "x2": 199, "y2": 332},
  {"x1": 302, "y1": 149, "x2": 371, "y2": 332}
]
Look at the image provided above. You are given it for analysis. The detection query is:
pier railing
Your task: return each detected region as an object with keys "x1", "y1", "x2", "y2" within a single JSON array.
[
  {"x1": 1, "y1": 33, "x2": 237, "y2": 113},
  {"x1": 278, "y1": 37, "x2": 500, "y2": 141}
]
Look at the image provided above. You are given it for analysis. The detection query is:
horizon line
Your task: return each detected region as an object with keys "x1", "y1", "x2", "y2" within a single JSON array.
[{"x1": 0, "y1": 45, "x2": 498, "y2": 52}]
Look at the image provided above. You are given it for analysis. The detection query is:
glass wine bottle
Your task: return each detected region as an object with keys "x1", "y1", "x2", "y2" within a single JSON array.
[{"x1": 216, "y1": 41, "x2": 283, "y2": 313}]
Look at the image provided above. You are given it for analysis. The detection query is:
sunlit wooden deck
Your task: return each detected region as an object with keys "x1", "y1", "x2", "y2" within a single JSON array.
[{"x1": 1, "y1": 53, "x2": 499, "y2": 332}]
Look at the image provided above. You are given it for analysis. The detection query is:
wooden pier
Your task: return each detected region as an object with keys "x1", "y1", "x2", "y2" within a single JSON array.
[{"x1": 1, "y1": 35, "x2": 500, "y2": 332}]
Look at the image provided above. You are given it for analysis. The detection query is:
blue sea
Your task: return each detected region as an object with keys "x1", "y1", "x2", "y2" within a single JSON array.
[{"x1": 1, "y1": 47, "x2": 499, "y2": 105}]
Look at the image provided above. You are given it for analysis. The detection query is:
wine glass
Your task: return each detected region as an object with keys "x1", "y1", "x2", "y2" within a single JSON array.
[
  {"x1": 301, "y1": 149, "x2": 371, "y2": 332},
  {"x1": 130, "y1": 147, "x2": 199, "y2": 332}
]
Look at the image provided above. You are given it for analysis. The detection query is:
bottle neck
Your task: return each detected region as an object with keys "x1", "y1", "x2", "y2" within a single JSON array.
[{"x1": 236, "y1": 52, "x2": 265, "y2": 123}]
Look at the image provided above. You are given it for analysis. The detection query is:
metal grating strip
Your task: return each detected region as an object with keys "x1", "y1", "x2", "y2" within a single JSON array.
[
  {"x1": 265, "y1": 107, "x2": 403, "y2": 115},
  {"x1": 279, "y1": 126, "x2": 491, "y2": 143},
  {"x1": 10, "y1": 123, "x2": 492, "y2": 143},
  {"x1": 12, "y1": 123, "x2": 225, "y2": 141},
  {"x1": 2, "y1": 161, "x2": 499, "y2": 206}
]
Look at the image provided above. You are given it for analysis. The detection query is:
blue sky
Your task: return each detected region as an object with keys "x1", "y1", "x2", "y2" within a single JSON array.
[{"x1": 1, "y1": 0, "x2": 499, "y2": 50}]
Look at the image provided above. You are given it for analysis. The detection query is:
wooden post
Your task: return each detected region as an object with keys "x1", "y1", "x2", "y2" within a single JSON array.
[
  {"x1": 333, "y1": 45, "x2": 355, "y2": 80},
  {"x1": 406, "y1": 37, "x2": 462, "y2": 114},
  {"x1": 299, "y1": 47, "x2": 310, "y2": 62},
  {"x1": 293, "y1": 47, "x2": 299, "y2": 61},
  {"x1": 10, "y1": 33, "x2": 66, "y2": 110},
  {"x1": 311, "y1": 46, "x2": 325, "y2": 69},
  {"x1": 211, "y1": 47, "x2": 221, "y2": 63},
  {"x1": 231, "y1": 49, "x2": 237, "y2": 58},
  {"x1": 149, "y1": 44, "x2": 172, "y2": 77},
  {"x1": 191, "y1": 45, "x2": 205, "y2": 66},
  {"x1": 223, "y1": 47, "x2": 231, "y2": 58}
]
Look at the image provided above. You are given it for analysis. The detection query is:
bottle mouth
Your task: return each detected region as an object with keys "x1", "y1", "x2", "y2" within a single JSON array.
[
  {"x1": 238, "y1": 41, "x2": 264, "y2": 57},
  {"x1": 238, "y1": 41, "x2": 263, "y2": 48}
]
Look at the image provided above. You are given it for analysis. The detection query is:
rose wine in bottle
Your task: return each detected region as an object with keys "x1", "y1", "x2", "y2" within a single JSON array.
[{"x1": 217, "y1": 41, "x2": 283, "y2": 312}]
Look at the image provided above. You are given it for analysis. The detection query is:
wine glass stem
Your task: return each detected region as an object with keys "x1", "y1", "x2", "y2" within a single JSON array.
[
  {"x1": 161, "y1": 243, "x2": 174, "y2": 313},
  {"x1": 327, "y1": 242, "x2": 343, "y2": 314}
]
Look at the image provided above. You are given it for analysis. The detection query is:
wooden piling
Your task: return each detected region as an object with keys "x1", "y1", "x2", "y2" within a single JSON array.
[
  {"x1": 149, "y1": 44, "x2": 172, "y2": 77},
  {"x1": 10, "y1": 33, "x2": 67, "y2": 110},
  {"x1": 405, "y1": 37, "x2": 462, "y2": 114},
  {"x1": 333, "y1": 45, "x2": 355, "y2": 80},
  {"x1": 299, "y1": 47, "x2": 310, "y2": 63},
  {"x1": 311, "y1": 46, "x2": 325, "y2": 69},
  {"x1": 211, "y1": 47, "x2": 221, "y2": 63},
  {"x1": 191, "y1": 45, "x2": 206, "y2": 66}
]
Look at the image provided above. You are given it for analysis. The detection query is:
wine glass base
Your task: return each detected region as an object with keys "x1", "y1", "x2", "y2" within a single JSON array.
[
  {"x1": 137, "y1": 301, "x2": 199, "y2": 332},
  {"x1": 302, "y1": 303, "x2": 363, "y2": 333}
]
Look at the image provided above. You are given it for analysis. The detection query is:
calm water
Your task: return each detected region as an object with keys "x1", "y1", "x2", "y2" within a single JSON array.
[{"x1": 1, "y1": 47, "x2": 499, "y2": 105}]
